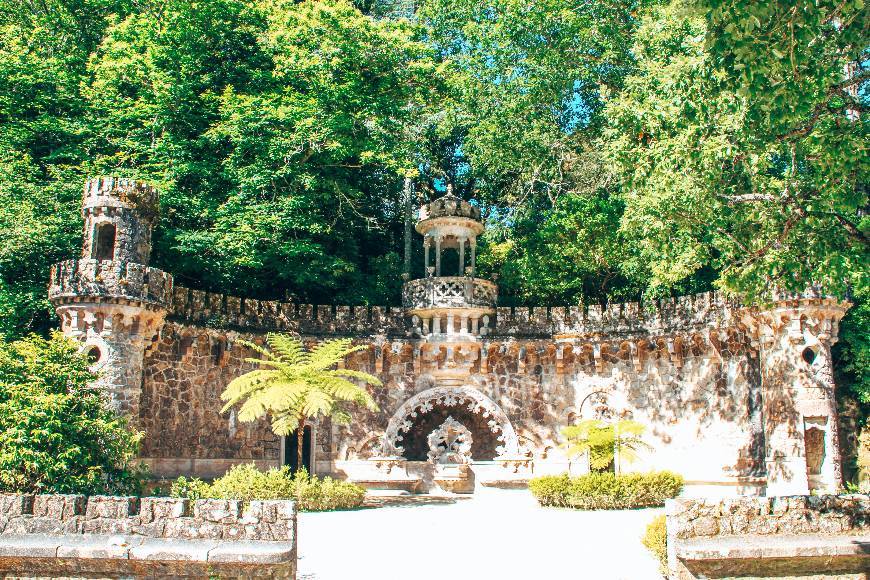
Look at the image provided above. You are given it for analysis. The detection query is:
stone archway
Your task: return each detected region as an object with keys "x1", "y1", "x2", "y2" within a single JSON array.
[{"x1": 382, "y1": 385, "x2": 521, "y2": 458}]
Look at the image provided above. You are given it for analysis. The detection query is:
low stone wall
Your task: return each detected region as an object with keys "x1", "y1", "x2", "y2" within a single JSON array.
[
  {"x1": 666, "y1": 495, "x2": 870, "y2": 579},
  {"x1": 0, "y1": 493, "x2": 296, "y2": 578}
]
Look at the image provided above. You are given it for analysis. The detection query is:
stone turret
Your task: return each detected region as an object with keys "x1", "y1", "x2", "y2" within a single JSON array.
[
  {"x1": 49, "y1": 178, "x2": 172, "y2": 418},
  {"x1": 402, "y1": 187, "x2": 497, "y2": 341}
]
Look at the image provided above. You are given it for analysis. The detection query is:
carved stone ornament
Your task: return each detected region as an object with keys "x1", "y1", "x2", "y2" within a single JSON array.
[{"x1": 427, "y1": 417, "x2": 473, "y2": 464}]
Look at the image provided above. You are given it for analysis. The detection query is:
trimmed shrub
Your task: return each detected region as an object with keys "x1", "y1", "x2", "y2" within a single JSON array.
[
  {"x1": 171, "y1": 464, "x2": 366, "y2": 511},
  {"x1": 529, "y1": 471, "x2": 683, "y2": 509},
  {"x1": 642, "y1": 515, "x2": 668, "y2": 573}
]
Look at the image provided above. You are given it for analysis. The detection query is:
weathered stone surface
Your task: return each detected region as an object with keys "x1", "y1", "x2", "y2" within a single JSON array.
[
  {"x1": 0, "y1": 493, "x2": 297, "y2": 577},
  {"x1": 129, "y1": 538, "x2": 216, "y2": 562},
  {"x1": 668, "y1": 495, "x2": 870, "y2": 579},
  {"x1": 208, "y1": 540, "x2": 296, "y2": 564}
]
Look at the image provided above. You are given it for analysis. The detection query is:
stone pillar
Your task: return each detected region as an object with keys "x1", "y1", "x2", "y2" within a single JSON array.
[
  {"x1": 458, "y1": 237, "x2": 466, "y2": 276},
  {"x1": 755, "y1": 296, "x2": 849, "y2": 495},
  {"x1": 470, "y1": 239, "x2": 477, "y2": 277},
  {"x1": 435, "y1": 236, "x2": 442, "y2": 277},
  {"x1": 424, "y1": 237, "x2": 431, "y2": 272}
]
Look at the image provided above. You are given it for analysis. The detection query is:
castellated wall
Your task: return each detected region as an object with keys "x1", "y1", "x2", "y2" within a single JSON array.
[{"x1": 141, "y1": 287, "x2": 766, "y2": 495}]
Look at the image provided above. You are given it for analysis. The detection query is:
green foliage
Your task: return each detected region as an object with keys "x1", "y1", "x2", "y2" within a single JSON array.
[
  {"x1": 221, "y1": 334, "x2": 382, "y2": 436},
  {"x1": 528, "y1": 471, "x2": 684, "y2": 510},
  {"x1": 171, "y1": 464, "x2": 366, "y2": 511},
  {"x1": 604, "y1": 0, "x2": 868, "y2": 301},
  {"x1": 642, "y1": 515, "x2": 668, "y2": 573},
  {"x1": 0, "y1": 332, "x2": 145, "y2": 495},
  {"x1": 562, "y1": 419, "x2": 652, "y2": 472}
]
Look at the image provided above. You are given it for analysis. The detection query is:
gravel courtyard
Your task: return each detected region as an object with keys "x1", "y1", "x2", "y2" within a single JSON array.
[{"x1": 297, "y1": 488, "x2": 663, "y2": 580}]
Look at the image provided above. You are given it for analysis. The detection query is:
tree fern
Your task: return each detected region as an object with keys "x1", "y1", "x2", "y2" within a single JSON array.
[
  {"x1": 221, "y1": 334, "x2": 382, "y2": 471},
  {"x1": 561, "y1": 419, "x2": 652, "y2": 473}
]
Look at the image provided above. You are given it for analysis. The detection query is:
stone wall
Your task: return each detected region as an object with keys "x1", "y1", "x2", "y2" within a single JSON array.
[
  {"x1": 0, "y1": 493, "x2": 295, "y2": 542},
  {"x1": 667, "y1": 495, "x2": 870, "y2": 539},
  {"x1": 666, "y1": 495, "x2": 870, "y2": 579},
  {"x1": 139, "y1": 318, "x2": 765, "y2": 491}
]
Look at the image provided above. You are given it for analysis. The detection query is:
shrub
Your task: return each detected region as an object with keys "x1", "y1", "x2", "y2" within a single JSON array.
[
  {"x1": 0, "y1": 333, "x2": 145, "y2": 495},
  {"x1": 529, "y1": 471, "x2": 683, "y2": 510},
  {"x1": 170, "y1": 464, "x2": 366, "y2": 511},
  {"x1": 642, "y1": 515, "x2": 668, "y2": 573}
]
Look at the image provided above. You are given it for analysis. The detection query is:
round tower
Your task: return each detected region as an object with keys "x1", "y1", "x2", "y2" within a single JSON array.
[
  {"x1": 402, "y1": 187, "x2": 497, "y2": 341},
  {"x1": 49, "y1": 178, "x2": 172, "y2": 418}
]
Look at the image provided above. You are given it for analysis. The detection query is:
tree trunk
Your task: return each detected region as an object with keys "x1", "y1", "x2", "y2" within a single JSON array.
[{"x1": 297, "y1": 417, "x2": 306, "y2": 475}]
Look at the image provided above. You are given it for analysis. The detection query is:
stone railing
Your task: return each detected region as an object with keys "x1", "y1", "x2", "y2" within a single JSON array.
[
  {"x1": 49, "y1": 259, "x2": 173, "y2": 308},
  {"x1": 666, "y1": 495, "x2": 870, "y2": 579},
  {"x1": 403, "y1": 277, "x2": 498, "y2": 310},
  {"x1": 0, "y1": 493, "x2": 296, "y2": 577}
]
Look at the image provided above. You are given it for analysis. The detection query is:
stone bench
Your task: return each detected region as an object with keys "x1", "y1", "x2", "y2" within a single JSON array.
[
  {"x1": 0, "y1": 534, "x2": 296, "y2": 577},
  {"x1": 673, "y1": 534, "x2": 870, "y2": 579},
  {"x1": 666, "y1": 495, "x2": 870, "y2": 579},
  {"x1": 0, "y1": 493, "x2": 297, "y2": 578}
]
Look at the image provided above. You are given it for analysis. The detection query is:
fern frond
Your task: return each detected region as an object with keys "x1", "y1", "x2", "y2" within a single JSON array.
[
  {"x1": 266, "y1": 333, "x2": 305, "y2": 364},
  {"x1": 237, "y1": 339, "x2": 277, "y2": 361},
  {"x1": 329, "y1": 368, "x2": 383, "y2": 387}
]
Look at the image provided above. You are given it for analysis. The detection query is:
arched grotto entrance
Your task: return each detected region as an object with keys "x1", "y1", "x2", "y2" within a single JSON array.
[{"x1": 382, "y1": 385, "x2": 521, "y2": 460}]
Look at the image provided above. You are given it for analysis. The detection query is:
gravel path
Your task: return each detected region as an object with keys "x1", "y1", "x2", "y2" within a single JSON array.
[{"x1": 297, "y1": 488, "x2": 663, "y2": 580}]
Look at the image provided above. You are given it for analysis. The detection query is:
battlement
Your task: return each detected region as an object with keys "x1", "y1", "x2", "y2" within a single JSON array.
[
  {"x1": 494, "y1": 291, "x2": 745, "y2": 337},
  {"x1": 164, "y1": 287, "x2": 845, "y2": 339},
  {"x1": 168, "y1": 286, "x2": 407, "y2": 336},
  {"x1": 82, "y1": 177, "x2": 159, "y2": 221},
  {"x1": 49, "y1": 259, "x2": 173, "y2": 308}
]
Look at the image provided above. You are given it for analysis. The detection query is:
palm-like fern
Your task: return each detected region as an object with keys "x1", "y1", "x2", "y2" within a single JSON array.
[
  {"x1": 561, "y1": 419, "x2": 651, "y2": 473},
  {"x1": 221, "y1": 334, "x2": 382, "y2": 470}
]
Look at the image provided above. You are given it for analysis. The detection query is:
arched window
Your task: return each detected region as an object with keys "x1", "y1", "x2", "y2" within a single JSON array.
[{"x1": 93, "y1": 223, "x2": 116, "y2": 261}]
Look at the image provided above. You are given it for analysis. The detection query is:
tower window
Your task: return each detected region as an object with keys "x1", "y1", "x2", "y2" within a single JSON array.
[{"x1": 93, "y1": 223, "x2": 116, "y2": 261}]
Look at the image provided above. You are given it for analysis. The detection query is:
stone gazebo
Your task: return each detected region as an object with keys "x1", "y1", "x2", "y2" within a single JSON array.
[{"x1": 403, "y1": 188, "x2": 497, "y2": 341}]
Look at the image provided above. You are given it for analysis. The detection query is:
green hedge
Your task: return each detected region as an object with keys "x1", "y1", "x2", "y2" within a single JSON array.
[
  {"x1": 529, "y1": 471, "x2": 683, "y2": 509},
  {"x1": 171, "y1": 464, "x2": 366, "y2": 511}
]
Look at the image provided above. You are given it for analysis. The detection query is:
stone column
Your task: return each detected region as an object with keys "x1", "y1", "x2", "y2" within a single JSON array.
[
  {"x1": 458, "y1": 237, "x2": 466, "y2": 276},
  {"x1": 435, "y1": 236, "x2": 442, "y2": 277},
  {"x1": 424, "y1": 236, "x2": 431, "y2": 272},
  {"x1": 470, "y1": 239, "x2": 477, "y2": 277}
]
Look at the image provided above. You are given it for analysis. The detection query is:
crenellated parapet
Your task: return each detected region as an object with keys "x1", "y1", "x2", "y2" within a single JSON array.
[
  {"x1": 167, "y1": 286, "x2": 406, "y2": 336},
  {"x1": 49, "y1": 259, "x2": 173, "y2": 309}
]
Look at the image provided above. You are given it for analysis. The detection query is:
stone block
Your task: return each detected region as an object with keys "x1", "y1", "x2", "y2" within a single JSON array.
[
  {"x1": 85, "y1": 495, "x2": 138, "y2": 519},
  {"x1": 193, "y1": 499, "x2": 242, "y2": 523},
  {"x1": 208, "y1": 541, "x2": 295, "y2": 564},
  {"x1": 139, "y1": 497, "x2": 188, "y2": 523},
  {"x1": 0, "y1": 535, "x2": 62, "y2": 558},
  {"x1": 129, "y1": 538, "x2": 216, "y2": 562},
  {"x1": 56, "y1": 535, "x2": 142, "y2": 559},
  {"x1": 0, "y1": 494, "x2": 33, "y2": 517},
  {"x1": 33, "y1": 494, "x2": 85, "y2": 519}
]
